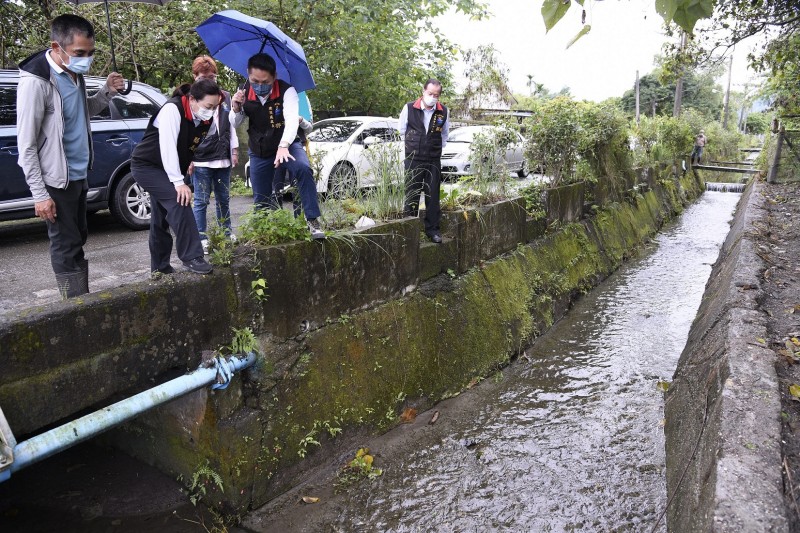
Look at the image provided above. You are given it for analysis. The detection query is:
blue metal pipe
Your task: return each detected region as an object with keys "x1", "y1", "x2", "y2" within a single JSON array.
[{"x1": 0, "y1": 352, "x2": 256, "y2": 483}]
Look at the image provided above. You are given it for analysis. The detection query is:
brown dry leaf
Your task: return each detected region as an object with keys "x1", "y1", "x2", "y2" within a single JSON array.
[
  {"x1": 301, "y1": 496, "x2": 320, "y2": 504},
  {"x1": 429, "y1": 410, "x2": 440, "y2": 425},
  {"x1": 400, "y1": 407, "x2": 417, "y2": 423}
]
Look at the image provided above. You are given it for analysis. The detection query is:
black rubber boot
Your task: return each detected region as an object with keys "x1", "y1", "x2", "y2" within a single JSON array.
[{"x1": 55, "y1": 260, "x2": 89, "y2": 300}]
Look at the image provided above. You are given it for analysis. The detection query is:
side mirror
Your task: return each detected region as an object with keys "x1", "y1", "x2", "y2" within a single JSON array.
[{"x1": 362, "y1": 136, "x2": 382, "y2": 147}]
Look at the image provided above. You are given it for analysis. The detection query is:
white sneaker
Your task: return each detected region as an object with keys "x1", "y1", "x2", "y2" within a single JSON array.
[
  {"x1": 307, "y1": 218, "x2": 326, "y2": 240},
  {"x1": 201, "y1": 239, "x2": 209, "y2": 255},
  {"x1": 229, "y1": 233, "x2": 237, "y2": 243}
]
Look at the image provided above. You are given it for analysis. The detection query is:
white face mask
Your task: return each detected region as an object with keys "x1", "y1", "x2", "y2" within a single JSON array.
[
  {"x1": 423, "y1": 95, "x2": 438, "y2": 107},
  {"x1": 194, "y1": 106, "x2": 214, "y2": 121},
  {"x1": 58, "y1": 47, "x2": 94, "y2": 75}
]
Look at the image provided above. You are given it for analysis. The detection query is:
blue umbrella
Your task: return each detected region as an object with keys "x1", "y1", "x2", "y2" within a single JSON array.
[{"x1": 196, "y1": 10, "x2": 316, "y2": 93}]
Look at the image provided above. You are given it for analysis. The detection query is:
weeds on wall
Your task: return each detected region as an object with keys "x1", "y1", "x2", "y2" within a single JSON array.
[
  {"x1": 238, "y1": 207, "x2": 311, "y2": 246},
  {"x1": 206, "y1": 221, "x2": 234, "y2": 267},
  {"x1": 360, "y1": 141, "x2": 406, "y2": 220}
]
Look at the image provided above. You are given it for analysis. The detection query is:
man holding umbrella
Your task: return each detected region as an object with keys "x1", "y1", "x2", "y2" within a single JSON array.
[
  {"x1": 17, "y1": 14, "x2": 124, "y2": 299},
  {"x1": 230, "y1": 53, "x2": 325, "y2": 240}
]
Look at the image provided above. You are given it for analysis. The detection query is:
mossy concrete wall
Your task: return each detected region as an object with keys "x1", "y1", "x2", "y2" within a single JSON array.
[
  {"x1": 664, "y1": 180, "x2": 787, "y2": 531},
  {"x1": 0, "y1": 167, "x2": 703, "y2": 513}
]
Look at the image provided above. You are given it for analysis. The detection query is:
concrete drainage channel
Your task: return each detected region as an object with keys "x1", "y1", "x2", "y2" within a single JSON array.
[{"x1": 664, "y1": 181, "x2": 788, "y2": 531}]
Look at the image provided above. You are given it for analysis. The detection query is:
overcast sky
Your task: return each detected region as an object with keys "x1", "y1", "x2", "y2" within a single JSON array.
[{"x1": 436, "y1": 0, "x2": 756, "y2": 102}]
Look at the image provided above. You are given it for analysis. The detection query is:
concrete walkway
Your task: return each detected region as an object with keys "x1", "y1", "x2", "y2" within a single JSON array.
[{"x1": 665, "y1": 179, "x2": 799, "y2": 531}]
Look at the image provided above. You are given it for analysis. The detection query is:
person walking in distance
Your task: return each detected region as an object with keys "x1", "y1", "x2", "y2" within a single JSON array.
[
  {"x1": 691, "y1": 130, "x2": 707, "y2": 165},
  {"x1": 16, "y1": 14, "x2": 124, "y2": 298},
  {"x1": 130, "y1": 79, "x2": 221, "y2": 275},
  {"x1": 398, "y1": 78, "x2": 450, "y2": 243}
]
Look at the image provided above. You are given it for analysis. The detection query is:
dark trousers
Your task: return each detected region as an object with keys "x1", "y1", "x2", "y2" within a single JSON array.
[
  {"x1": 131, "y1": 163, "x2": 203, "y2": 271},
  {"x1": 691, "y1": 145, "x2": 704, "y2": 164},
  {"x1": 45, "y1": 179, "x2": 88, "y2": 274},
  {"x1": 249, "y1": 140, "x2": 321, "y2": 220},
  {"x1": 404, "y1": 157, "x2": 441, "y2": 235}
]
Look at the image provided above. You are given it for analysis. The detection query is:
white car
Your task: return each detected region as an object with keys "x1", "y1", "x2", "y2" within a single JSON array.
[
  {"x1": 440, "y1": 125, "x2": 530, "y2": 178},
  {"x1": 307, "y1": 117, "x2": 403, "y2": 194}
]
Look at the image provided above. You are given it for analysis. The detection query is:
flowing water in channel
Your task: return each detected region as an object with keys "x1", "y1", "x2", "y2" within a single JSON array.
[{"x1": 314, "y1": 191, "x2": 742, "y2": 532}]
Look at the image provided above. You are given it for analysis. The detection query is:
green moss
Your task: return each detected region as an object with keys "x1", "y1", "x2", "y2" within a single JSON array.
[{"x1": 5, "y1": 324, "x2": 44, "y2": 362}]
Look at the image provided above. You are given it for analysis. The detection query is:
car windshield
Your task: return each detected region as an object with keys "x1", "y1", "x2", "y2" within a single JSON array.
[
  {"x1": 308, "y1": 120, "x2": 362, "y2": 143},
  {"x1": 448, "y1": 127, "x2": 490, "y2": 143}
]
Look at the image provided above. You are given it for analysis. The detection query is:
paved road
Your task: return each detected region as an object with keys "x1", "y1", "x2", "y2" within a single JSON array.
[
  {"x1": 0, "y1": 196, "x2": 255, "y2": 318},
  {"x1": 0, "y1": 174, "x2": 541, "y2": 319}
]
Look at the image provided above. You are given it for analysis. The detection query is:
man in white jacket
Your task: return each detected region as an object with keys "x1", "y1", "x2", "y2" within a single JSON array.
[{"x1": 16, "y1": 14, "x2": 123, "y2": 298}]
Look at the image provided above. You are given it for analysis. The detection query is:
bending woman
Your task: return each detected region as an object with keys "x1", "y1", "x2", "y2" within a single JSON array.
[{"x1": 131, "y1": 78, "x2": 221, "y2": 274}]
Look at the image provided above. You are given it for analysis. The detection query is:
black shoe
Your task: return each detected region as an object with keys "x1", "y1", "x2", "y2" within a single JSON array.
[
  {"x1": 152, "y1": 265, "x2": 175, "y2": 274},
  {"x1": 429, "y1": 233, "x2": 442, "y2": 244},
  {"x1": 182, "y1": 257, "x2": 213, "y2": 275}
]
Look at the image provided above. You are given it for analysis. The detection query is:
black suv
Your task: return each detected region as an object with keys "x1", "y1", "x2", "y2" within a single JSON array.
[{"x1": 0, "y1": 69, "x2": 164, "y2": 229}]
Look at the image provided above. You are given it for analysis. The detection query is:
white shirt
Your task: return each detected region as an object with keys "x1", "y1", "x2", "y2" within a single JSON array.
[
  {"x1": 152, "y1": 104, "x2": 203, "y2": 188},
  {"x1": 230, "y1": 84, "x2": 300, "y2": 149}
]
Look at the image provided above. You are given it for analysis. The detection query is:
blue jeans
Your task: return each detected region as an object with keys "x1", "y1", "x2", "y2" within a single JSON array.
[
  {"x1": 192, "y1": 166, "x2": 232, "y2": 238},
  {"x1": 249, "y1": 140, "x2": 321, "y2": 220}
]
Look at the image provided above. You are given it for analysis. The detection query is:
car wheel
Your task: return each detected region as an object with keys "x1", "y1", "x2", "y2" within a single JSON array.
[
  {"x1": 110, "y1": 172, "x2": 151, "y2": 230},
  {"x1": 517, "y1": 159, "x2": 530, "y2": 178},
  {"x1": 328, "y1": 162, "x2": 357, "y2": 199}
]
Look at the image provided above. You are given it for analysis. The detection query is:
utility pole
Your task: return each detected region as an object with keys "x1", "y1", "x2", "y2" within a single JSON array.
[
  {"x1": 722, "y1": 55, "x2": 733, "y2": 129},
  {"x1": 635, "y1": 70, "x2": 640, "y2": 125}
]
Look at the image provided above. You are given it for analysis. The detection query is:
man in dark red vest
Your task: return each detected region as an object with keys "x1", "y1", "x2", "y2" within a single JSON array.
[
  {"x1": 230, "y1": 53, "x2": 324, "y2": 240},
  {"x1": 398, "y1": 78, "x2": 450, "y2": 243}
]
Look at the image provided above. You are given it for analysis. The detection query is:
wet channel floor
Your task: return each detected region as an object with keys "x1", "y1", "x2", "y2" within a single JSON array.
[{"x1": 247, "y1": 191, "x2": 742, "y2": 532}]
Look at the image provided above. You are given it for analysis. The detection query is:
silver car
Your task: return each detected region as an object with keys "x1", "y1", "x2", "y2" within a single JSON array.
[{"x1": 440, "y1": 125, "x2": 529, "y2": 178}]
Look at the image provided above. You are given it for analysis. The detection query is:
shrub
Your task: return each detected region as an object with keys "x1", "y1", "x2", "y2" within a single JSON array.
[
  {"x1": 238, "y1": 207, "x2": 310, "y2": 245},
  {"x1": 523, "y1": 96, "x2": 582, "y2": 186}
]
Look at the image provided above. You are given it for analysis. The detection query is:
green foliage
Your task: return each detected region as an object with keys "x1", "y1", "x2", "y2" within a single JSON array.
[
  {"x1": 655, "y1": 0, "x2": 715, "y2": 34},
  {"x1": 250, "y1": 278, "x2": 268, "y2": 302},
  {"x1": 523, "y1": 98, "x2": 629, "y2": 187},
  {"x1": 361, "y1": 142, "x2": 406, "y2": 221},
  {"x1": 460, "y1": 123, "x2": 518, "y2": 201},
  {"x1": 519, "y1": 181, "x2": 547, "y2": 221},
  {"x1": 745, "y1": 112, "x2": 770, "y2": 135},
  {"x1": 620, "y1": 69, "x2": 724, "y2": 120},
  {"x1": 206, "y1": 222, "x2": 234, "y2": 267},
  {"x1": 226, "y1": 327, "x2": 258, "y2": 355},
  {"x1": 185, "y1": 460, "x2": 224, "y2": 506},
  {"x1": 630, "y1": 114, "x2": 693, "y2": 165},
  {"x1": 1, "y1": 0, "x2": 487, "y2": 115},
  {"x1": 523, "y1": 96, "x2": 582, "y2": 185},
  {"x1": 238, "y1": 207, "x2": 310, "y2": 246},
  {"x1": 229, "y1": 177, "x2": 251, "y2": 197},
  {"x1": 455, "y1": 45, "x2": 514, "y2": 118}
]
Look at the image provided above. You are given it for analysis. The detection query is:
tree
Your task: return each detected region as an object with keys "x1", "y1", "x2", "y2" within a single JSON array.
[
  {"x1": 620, "y1": 69, "x2": 723, "y2": 120},
  {"x1": 0, "y1": 0, "x2": 488, "y2": 116},
  {"x1": 452, "y1": 44, "x2": 515, "y2": 119}
]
